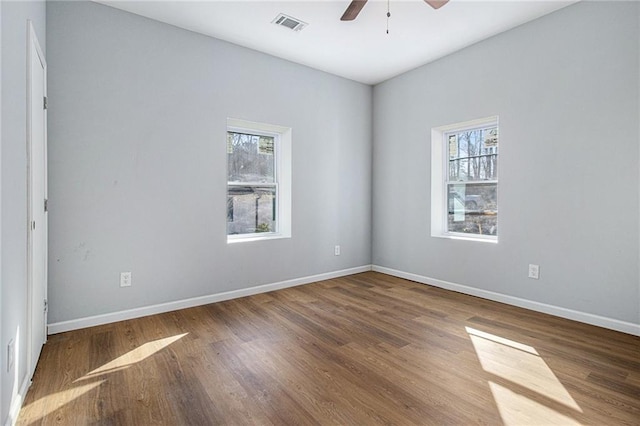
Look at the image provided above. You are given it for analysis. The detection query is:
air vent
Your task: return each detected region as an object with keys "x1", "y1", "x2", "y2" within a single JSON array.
[{"x1": 272, "y1": 13, "x2": 307, "y2": 32}]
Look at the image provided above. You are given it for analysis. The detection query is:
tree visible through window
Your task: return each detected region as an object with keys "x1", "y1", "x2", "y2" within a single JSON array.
[
  {"x1": 227, "y1": 131, "x2": 278, "y2": 235},
  {"x1": 431, "y1": 116, "x2": 499, "y2": 241},
  {"x1": 446, "y1": 124, "x2": 498, "y2": 236}
]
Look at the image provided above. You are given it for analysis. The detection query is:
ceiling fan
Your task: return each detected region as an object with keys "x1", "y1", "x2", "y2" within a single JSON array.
[{"x1": 341, "y1": 0, "x2": 449, "y2": 21}]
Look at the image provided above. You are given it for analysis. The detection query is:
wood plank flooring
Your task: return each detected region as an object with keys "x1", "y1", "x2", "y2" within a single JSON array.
[{"x1": 18, "y1": 272, "x2": 640, "y2": 425}]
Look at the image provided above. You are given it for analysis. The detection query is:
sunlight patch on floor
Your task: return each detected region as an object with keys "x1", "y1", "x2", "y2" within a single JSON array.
[
  {"x1": 19, "y1": 333, "x2": 187, "y2": 424},
  {"x1": 20, "y1": 381, "x2": 104, "y2": 421},
  {"x1": 466, "y1": 326, "x2": 582, "y2": 423},
  {"x1": 489, "y1": 381, "x2": 581, "y2": 425},
  {"x1": 77, "y1": 333, "x2": 188, "y2": 381},
  {"x1": 467, "y1": 327, "x2": 539, "y2": 355}
]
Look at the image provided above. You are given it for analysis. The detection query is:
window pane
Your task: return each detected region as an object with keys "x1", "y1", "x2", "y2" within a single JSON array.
[
  {"x1": 227, "y1": 132, "x2": 275, "y2": 183},
  {"x1": 447, "y1": 183, "x2": 497, "y2": 235},
  {"x1": 448, "y1": 126, "x2": 498, "y2": 182},
  {"x1": 227, "y1": 186, "x2": 276, "y2": 235}
]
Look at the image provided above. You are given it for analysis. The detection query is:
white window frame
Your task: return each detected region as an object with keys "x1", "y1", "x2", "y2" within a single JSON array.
[
  {"x1": 226, "y1": 118, "x2": 291, "y2": 243},
  {"x1": 431, "y1": 116, "x2": 498, "y2": 243}
]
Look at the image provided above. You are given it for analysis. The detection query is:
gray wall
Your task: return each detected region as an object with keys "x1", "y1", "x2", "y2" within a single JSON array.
[
  {"x1": 1, "y1": 1, "x2": 46, "y2": 423},
  {"x1": 47, "y1": 1, "x2": 372, "y2": 324},
  {"x1": 372, "y1": 1, "x2": 639, "y2": 324}
]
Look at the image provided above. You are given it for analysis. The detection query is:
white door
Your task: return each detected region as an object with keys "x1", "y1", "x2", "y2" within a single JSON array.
[{"x1": 27, "y1": 20, "x2": 48, "y2": 376}]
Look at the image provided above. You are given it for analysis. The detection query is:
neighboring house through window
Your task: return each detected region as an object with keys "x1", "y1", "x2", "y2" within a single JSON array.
[
  {"x1": 227, "y1": 118, "x2": 291, "y2": 243},
  {"x1": 431, "y1": 116, "x2": 498, "y2": 242}
]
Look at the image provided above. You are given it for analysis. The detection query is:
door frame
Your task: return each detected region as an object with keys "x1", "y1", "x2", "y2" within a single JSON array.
[{"x1": 26, "y1": 19, "x2": 48, "y2": 377}]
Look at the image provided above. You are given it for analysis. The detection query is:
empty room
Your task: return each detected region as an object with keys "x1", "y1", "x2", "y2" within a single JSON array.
[{"x1": 1, "y1": 0, "x2": 639, "y2": 424}]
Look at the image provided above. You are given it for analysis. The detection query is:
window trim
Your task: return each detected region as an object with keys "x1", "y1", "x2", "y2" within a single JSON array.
[
  {"x1": 431, "y1": 116, "x2": 498, "y2": 243},
  {"x1": 226, "y1": 118, "x2": 291, "y2": 243}
]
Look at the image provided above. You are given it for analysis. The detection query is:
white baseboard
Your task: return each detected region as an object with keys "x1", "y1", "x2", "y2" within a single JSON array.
[
  {"x1": 48, "y1": 264, "x2": 639, "y2": 337},
  {"x1": 48, "y1": 265, "x2": 373, "y2": 335},
  {"x1": 372, "y1": 265, "x2": 640, "y2": 337},
  {"x1": 5, "y1": 374, "x2": 30, "y2": 426}
]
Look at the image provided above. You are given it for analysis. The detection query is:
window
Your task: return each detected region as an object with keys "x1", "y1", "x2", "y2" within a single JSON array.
[
  {"x1": 226, "y1": 119, "x2": 291, "y2": 243},
  {"x1": 431, "y1": 116, "x2": 498, "y2": 242}
]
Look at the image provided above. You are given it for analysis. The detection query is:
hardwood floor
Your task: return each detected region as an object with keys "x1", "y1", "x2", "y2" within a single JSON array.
[{"x1": 18, "y1": 272, "x2": 640, "y2": 425}]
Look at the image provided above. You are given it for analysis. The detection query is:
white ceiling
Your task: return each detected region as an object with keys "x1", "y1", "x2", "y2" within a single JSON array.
[{"x1": 95, "y1": 0, "x2": 579, "y2": 85}]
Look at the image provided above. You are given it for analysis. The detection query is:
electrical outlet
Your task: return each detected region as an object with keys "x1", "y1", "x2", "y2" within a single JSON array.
[
  {"x1": 528, "y1": 264, "x2": 540, "y2": 280},
  {"x1": 334, "y1": 245, "x2": 341, "y2": 256},
  {"x1": 7, "y1": 339, "x2": 15, "y2": 372},
  {"x1": 120, "y1": 271, "x2": 132, "y2": 287}
]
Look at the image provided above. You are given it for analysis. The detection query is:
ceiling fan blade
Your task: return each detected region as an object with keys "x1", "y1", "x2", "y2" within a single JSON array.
[
  {"x1": 341, "y1": 0, "x2": 368, "y2": 21},
  {"x1": 424, "y1": 0, "x2": 449, "y2": 9}
]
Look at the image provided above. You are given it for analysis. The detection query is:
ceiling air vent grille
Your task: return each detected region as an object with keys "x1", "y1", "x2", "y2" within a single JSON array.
[{"x1": 272, "y1": 14, "x2": 307, "y2": 32}]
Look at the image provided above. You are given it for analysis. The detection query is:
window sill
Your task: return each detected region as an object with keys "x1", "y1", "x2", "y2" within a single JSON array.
[
  {"x1": 227, "y1": 233, "x2": 291, "y2": 244},
  {"x1": 432, "y1": 233, "x2": 498, "y2": 243}
]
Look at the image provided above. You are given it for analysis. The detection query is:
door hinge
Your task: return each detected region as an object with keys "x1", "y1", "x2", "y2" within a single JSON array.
[
  {"x1": 44, "y1": 198, "x2": 48, "y2": 212},
  {"x1": 43, "y1": 96, "x2": 47, "y2": 110},
  {"x1": 44, "y1": 299, "x2": 48, "y2": 313},
  {"x1": 32, "y1": 221, "x2": 36, "y2": 231}
]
